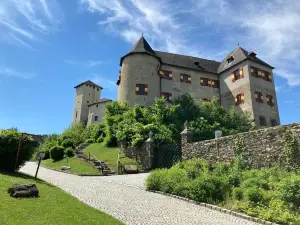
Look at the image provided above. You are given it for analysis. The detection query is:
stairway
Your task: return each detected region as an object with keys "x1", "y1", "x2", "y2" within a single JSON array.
[{"x1": 75, "y1": 144, "x2": 113, "y2": 175}]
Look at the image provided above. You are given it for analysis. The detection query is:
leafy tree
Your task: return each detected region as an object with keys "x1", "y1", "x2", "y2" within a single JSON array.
[
  {"x1": 61, "y1": 123, "x2": 87, "y2": 147},
  {"x1": 0, "y1": 129, "x2": 36, "y2": 171}
]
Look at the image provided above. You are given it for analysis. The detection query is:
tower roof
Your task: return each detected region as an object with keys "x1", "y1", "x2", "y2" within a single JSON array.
[
  {"x1": 74, "y1": 80, "x2": 103, "y2": 89},
  {"x1": 120, "y1": 36, "x2": 161, "y2": 66},
  {"x1": 218, "y1": 46, "x2": 274, "y2": 73}
]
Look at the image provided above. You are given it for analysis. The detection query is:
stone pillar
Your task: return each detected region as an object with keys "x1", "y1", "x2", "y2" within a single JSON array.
[
  {"x1": 144, "y1": 131, "x2": 155, "y2": 170},
  {"x1": 180, "y1": 121, "x2": 193, "y2": 160}
]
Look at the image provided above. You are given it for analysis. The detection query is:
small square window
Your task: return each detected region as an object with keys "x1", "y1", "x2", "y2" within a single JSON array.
[
  {"x1": 161, "y1": 92, "x2": 172, "y2": 103},
  {"x1": 266, "y1": 95, "x2": 275, "y2": 106},
  {"x1": 180, "y1": 74, "x2": 191, "y2": 83},
  {"x1": 87, "y1": 101, "x2": 89, "y2": 103},
  {"x1": 227, "y1": 56, "x2": 234, "y2": 64},
  {"x1": 235, "y1": 93, "x2": 245, "y2": 105},
  {"x1": 159, "y1": 70, "x2": 172, "y2": 80},
  {"x1": 201, "y1": 98, "x2": 210, "y2": 102},
  {"x1": 200, "y1": 77, "x2": 208, "y2": 86},
  {"x1": 136, "y1": 84, "x2": 148, "y2": 95},
  {"x1": 231, "y1": 68, "x2": 244, "y2": 82},
  {"x1": 211, "y1": 79, "x2": 219, "y2": 88},
  {"x1": 89, "y1": 93, "x2": 91, "y2": 95},
  {"x1": 94, "y1": 116, "x2": 98, "y2": 121},
  {"x1": 259, "y1": 116, "x2": 267, "y2": 126},
  {"x1": 270, "y1": 119, "x2": 277, "y2": 127},
  {"x1": 255, "y1": 91, "x2": 263, "y2": 103},
  {"x1": 96, "y1": 105, "x2": 98, "y2": 108},
  {"x1": 97, "y1": 88, "x2": 99, "y2": 91},
  {"x1": 75, "y1": 111, "x2": 78, "y2": 118}
]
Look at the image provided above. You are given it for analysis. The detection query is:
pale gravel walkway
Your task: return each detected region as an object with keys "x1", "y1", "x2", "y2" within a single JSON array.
[{"x1": 20, "y1": 162, "x2": 258, "y2": 225}]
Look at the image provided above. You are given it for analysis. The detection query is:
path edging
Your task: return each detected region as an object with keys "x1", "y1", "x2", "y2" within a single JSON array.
[
  {"x1": 148, "y1": 190, "x2": 278, "y2": 225},
  {"x1": 39, "y1": 164, "x2": 103, "y2": 176}
]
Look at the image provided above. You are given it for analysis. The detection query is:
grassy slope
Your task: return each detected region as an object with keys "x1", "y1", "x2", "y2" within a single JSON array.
[
  {"x1": 0, "y1": 172, "x2": 123, "y2": 225},
  {"x1": 41, "y1": 157, "x2": 100, "y2": 175},
  {"x1": 84, "y1": 143, "x2": 138, "y2": 171}
]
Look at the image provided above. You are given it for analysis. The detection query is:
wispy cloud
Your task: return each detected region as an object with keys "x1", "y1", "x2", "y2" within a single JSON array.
[
  {"x1": 79, "y1": 0, "x2": 300, "y2": 87},
  {"x1": 89, "y1": 73, "x2": 116, "y2": 92},
  {"x1": 0, "y1": 67, "x2": 36, "y2": 79},
  {"x1": 65, "y1": 60, "x2": 103, "y2": 68},
  {"x1": 0, "y1": 0, "x2": 63, "y2": 49}
]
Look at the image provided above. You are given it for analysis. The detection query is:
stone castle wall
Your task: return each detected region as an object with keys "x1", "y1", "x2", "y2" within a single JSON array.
[{"x1": 181, "y1": 122, "x2": 300, "y2": 168}]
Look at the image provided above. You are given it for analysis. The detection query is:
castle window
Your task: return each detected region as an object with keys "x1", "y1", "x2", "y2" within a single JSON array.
[
  {"x1": 266, "y1": 94, "x2": 275, "y2": 106},
  {"x1": 271, "y1": 119, "x2": 278, "y2": 127},
  {"x1": 94, "y1": 116, "x2": 98, "y2": 121},
  {"x1": 227, "y1": 56, "x2": 234, "y2": 64},
  {"x1": 202, "y1": 98, "x2": 210, "y2": 102},
  {"x1": 211, "y1": 79, "x2": 219, "y2": 88},
  {"x1": 231, "y1": 67, "x2": 244, "y2": 82},
  {"x1": 161, "y1": 92, "x2": 172, "y2": 103},
  {"x1": 200, "y1": 77, "x2": 208, "y2": 86},
  {"x1": 159, "y1": 70, "x2": 172, "y2": 80},
  {"x1": 251, "y1": 66, "x2": 272, "y2": 82},
  {"x1": 255, "y1": 91, "x2": 263, "y2": 103},
  {"x1": 250, "y1": 66, "x2": 258, "y2": 77},
  {"x1": 97, "y1": 88, "x2": 99, "y2": 91},
  {"x1": 89, "y1": 93, "x2": 91, "y2": 95},
  {"x1": 259, "y1": 116, "x2": 267, "y2": 126},
  {"x1": 87, "y1": 101, "x2": 89, "y2": 103},
  {"x1": 180, "y1": 73, "x2": 191, "y2": 83},
  {"x1": 75, "y1": 111, "x2": 78, "y2": 118},
  {"x1": 96, "y1": 105, "x2": 98, "y2": 108},
  {"x1": 235, "y1": 93, "x2": 244, "y2": 106},
  {"x1": 135, "y1": 84, "x2": 148, "y2": 95},
  {"x1": 265, "y1": 72, "x2": 272, "y2": 82}
]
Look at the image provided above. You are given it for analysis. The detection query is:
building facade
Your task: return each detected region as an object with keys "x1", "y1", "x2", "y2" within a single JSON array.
[
  {"x1": 72, "y1": 80, "x2": 112, "y2": 126},
  {"x1": 116, "y1": 37, "x2": 280, "y2": 128}
]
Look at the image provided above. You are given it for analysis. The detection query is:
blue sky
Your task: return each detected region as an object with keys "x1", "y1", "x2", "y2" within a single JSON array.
[{"x1": 0, "y1": 0, "x2": 299, "y2": 134}]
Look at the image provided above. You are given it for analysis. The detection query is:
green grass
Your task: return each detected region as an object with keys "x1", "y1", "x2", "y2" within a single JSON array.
[
  {"x1": 0, "y1": 172, "x2": 124, "y2": 225},
  {"x1": 41, "y1": 157, "x2": 100, "y2": 175},
  {"x1": 84, "y1": 143, "x2": 138, "y2": 171}
]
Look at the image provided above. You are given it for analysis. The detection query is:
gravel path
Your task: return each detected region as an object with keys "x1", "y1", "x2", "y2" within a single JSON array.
[{"x1": 20, "y1": 162, "x2": 258, "y2": 225}]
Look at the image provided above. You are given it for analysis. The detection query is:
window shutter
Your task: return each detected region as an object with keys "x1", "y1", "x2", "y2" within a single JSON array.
[
  {"x1": 240, "y1": 67, "x2": 244, "y2": 78},
  {"x1": 145, "y1": 84, "x2": 148, "y2": 93},
  {"x1": 231, "y1": 73, "x2": 235, "y2": 82},
  {"x1": 136, "y1": 86, "x2": 139, "y2": 92},
  {"x1": 180, "y1": 75, "x2": 183, "y2": 81},
  {"x1": 208, "y1": 80, "x2": 212, "y2": 87},
  {"x1": 188, "y1": 76, "x2": 192, "y2": 83},
  {"x1": 200, "y1": 78, "x2": 204, "y2": 85},
  {"x1": 159, "y1": 70, "x2": 164, "y2": 77},
  {"x1": 169, "y1": 73, "x2": 172, "y2": 79},
  {"x1": 241, "y1": 93, "x2": 245, "y2": 103}
]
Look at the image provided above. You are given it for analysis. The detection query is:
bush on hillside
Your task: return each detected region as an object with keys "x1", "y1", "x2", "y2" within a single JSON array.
[
  {"x1": 96, "y1": 136, "x2": 104, "y2": 143},
  {"x1": 85, "y1": 139, "x2": 94, "y2": 144},
  {"x1": 0, "y1": 129, "x2": 36, "y2": 171},
  {"x1": 61, "y1": 123, "x2": 86, "y2": 147},
  {"x1": 50, "y1": 146, "x2": 65, "y2": 161},
  {"x1": 61, "y1": 138, "x2": 75, "y2": 149},
  {"x1": 146, "y1": 158, "x2": 300, "y2": 225},
  {"x1": 65, "y1": 147, "x2": 75, "y2": 157}
]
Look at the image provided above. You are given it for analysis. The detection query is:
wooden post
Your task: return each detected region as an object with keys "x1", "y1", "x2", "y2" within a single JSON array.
[
  {"x1": 15, "y1": 132, "x2": 25, "y2": 171},
  {"x1": 35, "y1": 156, "x2": 42, "y2": 180}
]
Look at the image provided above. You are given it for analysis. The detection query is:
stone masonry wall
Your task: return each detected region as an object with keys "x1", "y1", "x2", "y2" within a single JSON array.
[{"x1": 182, "y1": 122, "x2": 300, "y2": 168}]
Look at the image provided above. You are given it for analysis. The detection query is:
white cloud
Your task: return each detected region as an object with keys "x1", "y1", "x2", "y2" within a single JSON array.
[
  {"x1": 0, "y1": 67, "x2": 36, "y2": 79},
  {"x1": 79, "y1": 0, "x2": 300, "y2": 87},
  {"x1": 0, "y1": 0, "x2": 63, "y2": 48},
  {"x1": 89, "y1": 73, "x2": 116, "y2": 92},
  {"x1": 65, "y1": 60, "x2": 102, "y2": 68}
]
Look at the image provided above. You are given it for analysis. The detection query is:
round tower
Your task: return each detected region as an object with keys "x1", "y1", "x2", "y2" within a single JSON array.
[
  {"x1": 73, "y1": 80, "x2": 102, "y2": 125},
  {"x1": 118, "y1": 37, "x2": 161, "y2": 107}
]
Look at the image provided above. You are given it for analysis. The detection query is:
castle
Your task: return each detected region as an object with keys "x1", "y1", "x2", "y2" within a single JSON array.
[{"x1": 73, "y1": 36, "x2": 280, "y2": 128}]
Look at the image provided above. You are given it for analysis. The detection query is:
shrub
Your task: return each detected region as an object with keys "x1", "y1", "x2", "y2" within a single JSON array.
[
  {"x1": 244, "y1": 187, "x2": 264, "y2": 203},
  {"x1": 50, "y1": 146, "x2": 65, "y2": 161},
  {"x1": 278, "y1": 177, "x2": 300, "y2": 209},
  {"x1": 232, "y1": 187, "x2": 244, "y2": 201},
  {"x1": 145, "y1": 169, "x2": 167, "y2": 191},
  {"x1": 65, "y1": 147, "x2": 75, "y2": 157},
  {"x1": 85, "y1": 139, "x2": 94, "y2": 144},
  {"x1": 97, "y1": 136, "x2": 104, "y2": 143},
  {"x1": 41, "y1": 150, "x2": 50, "y2": 160},
  {"x1": 61, "y1": 138, "x2": 75, "y2": 149},
  {"x1": 0, "y1": 129, "x2": 36, "y2": 171}
]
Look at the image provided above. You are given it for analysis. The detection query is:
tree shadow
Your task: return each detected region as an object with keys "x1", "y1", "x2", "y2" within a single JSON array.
[{"x1": 0, "y1": 171, "x2": 55, "y2": 187}]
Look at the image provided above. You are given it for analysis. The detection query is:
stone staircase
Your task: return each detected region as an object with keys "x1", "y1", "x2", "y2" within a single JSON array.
[{"x1": 75, "y1": 144, "x2": 113, "y2": 175}]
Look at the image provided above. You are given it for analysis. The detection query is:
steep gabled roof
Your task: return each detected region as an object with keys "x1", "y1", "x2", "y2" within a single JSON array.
[
  {"x1": 74, "y1": 80, "x2": 103, "y2": 89},
  {"x1": 218, "y1": 46, "x2": 274, "y2": 73},
  {"x1": 88, "y1": 98, "x2": 112, "y2": 107},
  {"x1": 120, "y1": 36, "x2": 161, "y2": 66},
  {"x1": 155, "y1": 51, "x2": 220, "y2": 74}
]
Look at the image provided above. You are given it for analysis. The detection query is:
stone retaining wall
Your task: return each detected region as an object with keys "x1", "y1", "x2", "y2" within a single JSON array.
[{"x1": 181, "y1": 122, "x2": 300, "y2": 168}]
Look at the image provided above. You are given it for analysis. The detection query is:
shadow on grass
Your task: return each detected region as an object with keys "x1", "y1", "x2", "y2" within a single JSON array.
[{"x1": 0, "y1": 170, "x2": 55, "y2": 187}]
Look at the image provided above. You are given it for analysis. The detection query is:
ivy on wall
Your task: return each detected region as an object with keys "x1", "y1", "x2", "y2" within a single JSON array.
[{"x1": 284, "y1": 130, "x2": 299, "y2": 171}]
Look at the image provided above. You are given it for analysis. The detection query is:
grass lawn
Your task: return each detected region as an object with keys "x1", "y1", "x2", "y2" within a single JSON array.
[
  {"x1": 0, "y1": 172, "x2": 124, "y2": 225},
  {"x1": 41, "y1": 157, "x2": 100, "y2": 175},
  {"x1": 84, "y1": 143, "x2": 139, "y2": 171}
]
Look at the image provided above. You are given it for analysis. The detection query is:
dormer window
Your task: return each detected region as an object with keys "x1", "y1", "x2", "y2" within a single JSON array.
[
  {"x1": 227, "y1": 56, "x2": 234, "y2": 64},
  {"x1": 249, "y1": 52, "x2": 257, "y2": 57},
  {"x1": 194, "y1": 62, "x2": 204, "y2": 70}
]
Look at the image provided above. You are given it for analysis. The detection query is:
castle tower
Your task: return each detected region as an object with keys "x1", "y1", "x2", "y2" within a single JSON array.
[
  {"x1": 218, "y1": 46, "x2": 280, "y2": 127},
  {"x1": 117, "y1": 36, "x2": 162, "y2": 107},
  {"x1": 73, "y1": 80, "x2": 102, "y2": 125}
]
